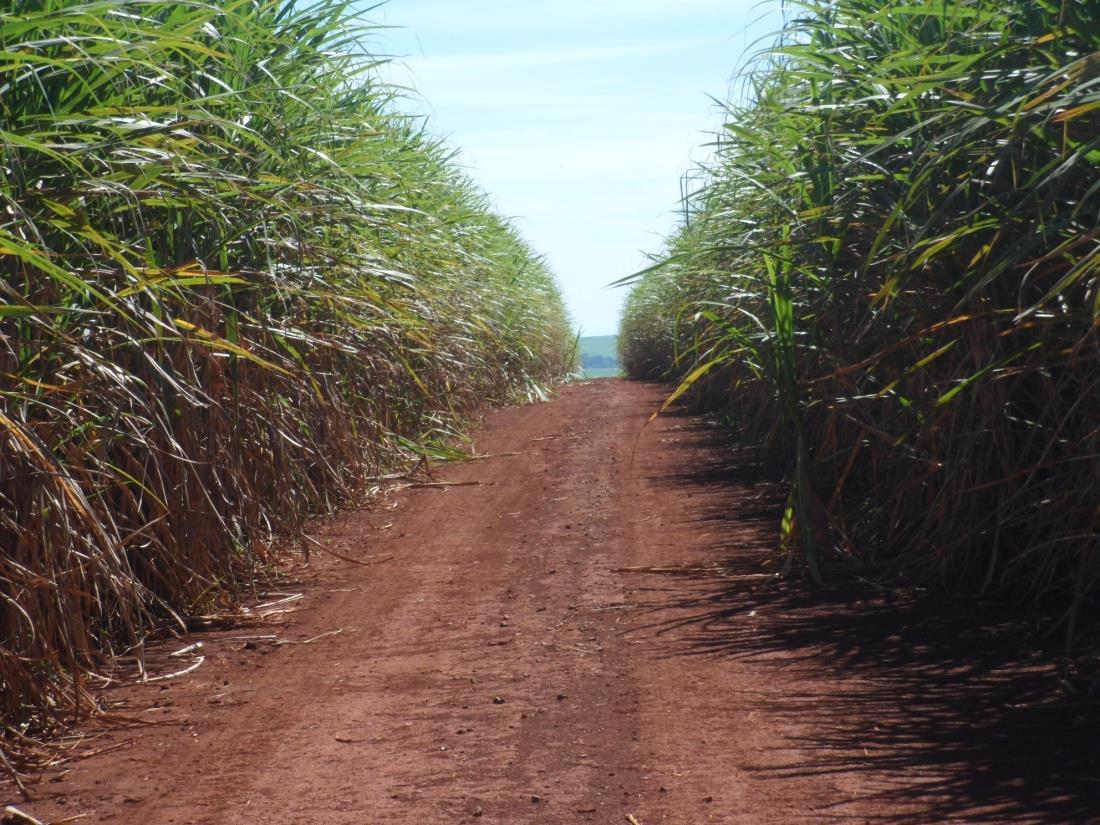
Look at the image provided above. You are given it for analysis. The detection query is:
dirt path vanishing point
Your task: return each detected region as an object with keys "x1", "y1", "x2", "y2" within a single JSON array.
[{"x1": 14, "y1": 380, "x2": 1099, "y2": 824}]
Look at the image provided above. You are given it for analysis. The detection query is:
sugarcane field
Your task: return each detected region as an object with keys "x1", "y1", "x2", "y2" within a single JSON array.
[{"x1": 2, "y1": 1, "x2": 1098, "y2": 823}]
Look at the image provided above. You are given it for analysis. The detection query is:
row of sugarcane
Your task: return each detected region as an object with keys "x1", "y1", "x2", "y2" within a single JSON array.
[
  {"x1": 0, "y1": 0, "x2": 574, "y2": 767},
  {"x1": 620, "y1": 0, "x2": 1099, "y2": 647}
]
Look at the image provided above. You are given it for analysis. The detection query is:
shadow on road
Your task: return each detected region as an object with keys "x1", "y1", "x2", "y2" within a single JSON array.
[{"x1": 633, "y1": 408, "x2": 1100, "y2": 824}]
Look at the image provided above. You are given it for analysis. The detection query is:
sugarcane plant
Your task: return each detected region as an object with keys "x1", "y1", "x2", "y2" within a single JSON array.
[
  {"x1": 621, "y1": 0, "x2": 1100, "y2": 646},
  {"x1": 0, "y1": 0, "x2": 574, "y2": 770}
]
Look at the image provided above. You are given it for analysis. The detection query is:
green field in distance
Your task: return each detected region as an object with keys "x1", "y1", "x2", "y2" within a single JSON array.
[{"x1": 579, "y1": 335, "x2": 621, "y2": 379}]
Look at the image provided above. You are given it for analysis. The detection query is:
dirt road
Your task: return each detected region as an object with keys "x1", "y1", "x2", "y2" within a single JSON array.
[{"x1": 21, "y1": 381, "x2": 1098, "y2": 823}]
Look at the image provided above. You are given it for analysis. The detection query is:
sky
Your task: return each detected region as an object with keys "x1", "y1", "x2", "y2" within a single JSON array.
[{"x1": 366, "y1": 1, "x2": 783, "y2": 336}]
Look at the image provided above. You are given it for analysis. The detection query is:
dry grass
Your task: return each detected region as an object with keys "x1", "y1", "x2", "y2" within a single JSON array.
[
  {"x1": 0, "y1": 0, "x2": 573, "y2": 775},
  {"x1": 620, "y1": 0, "x2": 1099, "y2": 646}
]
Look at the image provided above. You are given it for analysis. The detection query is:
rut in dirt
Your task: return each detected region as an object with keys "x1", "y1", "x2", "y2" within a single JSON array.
[{"x1": 19, "y1": 380, "x2": 1100, "y2": 825}]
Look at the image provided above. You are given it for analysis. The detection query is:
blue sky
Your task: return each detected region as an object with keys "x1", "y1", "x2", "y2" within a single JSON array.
[{"x1": 368, "y1": 1, "x2": 782, "y2": 335}]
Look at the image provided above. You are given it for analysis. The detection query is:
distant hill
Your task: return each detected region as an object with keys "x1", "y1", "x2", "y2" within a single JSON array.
[{"x1": 579, "y1": 335, "x2": 620, "y2": 378}]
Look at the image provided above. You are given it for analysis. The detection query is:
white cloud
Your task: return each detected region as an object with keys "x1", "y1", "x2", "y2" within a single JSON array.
[
  {"x1": 361, "y1": 0, "x2": 782, "y2": 333},
  {"x1": 403, "y1": 37, "x2": 719, "y2": 74},
  {"x1": 464, "y1": 134, "x2": 712, "y2": 183},
  {"x1": 372, "y1": 0, "x2": 763, "y2": 31}
]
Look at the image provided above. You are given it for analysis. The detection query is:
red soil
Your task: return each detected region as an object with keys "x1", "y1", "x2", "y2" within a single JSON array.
[{"x1": 11, "y1": 380, "x2": 1098, "y2": 823}]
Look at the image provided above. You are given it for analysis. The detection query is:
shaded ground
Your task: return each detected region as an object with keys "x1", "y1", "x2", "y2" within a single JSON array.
[{"x1": 11, "y1": 380, "x2": 1099, "y2": 823}]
